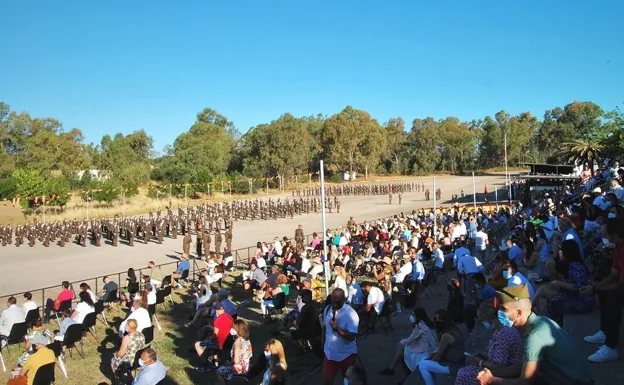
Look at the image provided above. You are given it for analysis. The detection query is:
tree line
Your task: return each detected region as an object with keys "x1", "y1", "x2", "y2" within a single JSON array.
[{"x1": 1, "y1": 100, "x2": 622, "y2": 209}]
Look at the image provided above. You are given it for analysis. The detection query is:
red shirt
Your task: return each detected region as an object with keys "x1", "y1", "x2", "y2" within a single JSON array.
[
  {"x1": 213, "y1": 313, "x2": 233, "y2": 349},
  {"x1": 55, "y1": 289, "x2": 73, "y2": 310},
  {"x1": 612, "y1": 240, "x2": 624, "y2": 279}
]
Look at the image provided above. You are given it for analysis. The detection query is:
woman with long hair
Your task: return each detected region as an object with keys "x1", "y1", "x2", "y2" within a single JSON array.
[
  {"x1": 418, "y1": 309, "x2": 466, "y2": 385},
  {"x1": 380, "y1": 308, "x2": 438, "y2": 384},
  {"x1": 71, "y1": 291, "x2": 95, "y2": 324},
  {"x1": 262, "y1": 338, "x2": 287, "y2": 385},
  {"x1": 216, "y1": 320, "x2": 253, "y2": 383},
  {"x1": 78, "y1": 282, "x2": 96, "y2": 304},
  {"x1": 121, "y1": 268, "x2": 138, "y2": 304}
]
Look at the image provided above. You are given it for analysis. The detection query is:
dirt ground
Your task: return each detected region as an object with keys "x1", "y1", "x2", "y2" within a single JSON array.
[{"x1": 0, "y1": 174, "x2": 508, "y2": 297}]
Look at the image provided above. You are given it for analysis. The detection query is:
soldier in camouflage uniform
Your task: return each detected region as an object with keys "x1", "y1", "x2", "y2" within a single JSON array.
[{"x1": 214, "y1": 229, "x2": 222, "y2": 255}]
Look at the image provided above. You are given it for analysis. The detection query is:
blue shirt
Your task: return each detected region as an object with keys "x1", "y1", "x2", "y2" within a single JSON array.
[
  {"x1": 476, "y1": 284, "x2": 496, "y2": 301},
  {"x1": 177, "y1": 260, "x2": 190, "y2": 274},
  {"x1": 410, "y1": 260, "x2": 426, "y2": 281},
  {"x1": 508, "y1": 245, "x2": 523, "y2": 264},
  {"x1": 133, "y1": 360, "x2": 167, "y2": 385}
]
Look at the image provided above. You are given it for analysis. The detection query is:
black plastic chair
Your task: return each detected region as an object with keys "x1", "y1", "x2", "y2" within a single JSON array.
[
  {"x1": 32, "y1": 362, "x2": 55, "y2": 385},
  {"x1": 266, "y1": 292, "x2": 287, "y2": 322},
  {"x1": 142, "y1": 325, "x2": 154, "y2": 345},
  {"x1": 375, "y1": 300, "x2": 394, "y2": 337},
  {"x1": 52, "y1": 300, "x2": 73, "y2": 326},
  {"x1": 103, "y1": 289, "x2": 121, "y2": 311},
  {"x1": 94, "y1": 300, "x2": 109, "y2": 326},
  {"x1": 81, "y1": 312, "x2": 98, "y2": 340},
  {"x1": 155, "y1": 286, "x2": 173, "y2": 310},
  {"x1": 62, "y1": 323, "x2": 85, "y2": 358},
  {"x1": 25, "y1": 308, "x2": 41, "y2": 326},
  {"x1": 0, "y1": 321, "x2": 28, "y2": 354}
]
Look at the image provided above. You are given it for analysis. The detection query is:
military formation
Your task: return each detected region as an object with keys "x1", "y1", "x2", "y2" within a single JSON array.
[
  {"x1": 294, "y1": 181, "x2": 424, "y2": 197},
  {"x1": 0, "y1": 195, "x2": 341, "y2": 248}
]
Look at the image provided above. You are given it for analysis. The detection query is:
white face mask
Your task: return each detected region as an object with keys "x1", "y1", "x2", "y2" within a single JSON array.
[
  {"x1": 409, "y1": 315, "x2": 416, "y2": 324},
  {"x1": 138, "y1": 358, "x2": 145, "y2": 367},
  {"x1": 264, "y1": 351, "x2": 271, "y2": 359},
  {"x1": 602, "y1": 238, "x2": 613, "y2": 246},
  {"x1": 230, "y1": 328, "x2": 238, "y2": 336},
  {"x1": 608, "y1": 212, "x2": 617, "y2": 219}
]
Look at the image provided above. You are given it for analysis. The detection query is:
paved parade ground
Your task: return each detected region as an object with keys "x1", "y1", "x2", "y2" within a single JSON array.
[{"x1": 0, "y1": 174, "x2": 507, "y2": 296}]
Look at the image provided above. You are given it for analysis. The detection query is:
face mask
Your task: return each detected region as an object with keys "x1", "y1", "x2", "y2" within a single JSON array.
[
  {"x1": 482, "y1": 321, "x2": 495, "y2": 330},
  {"x1": 497, "y1": 310, "x2": 515, "y2": 328},
  {"x1": 264, "y1": 351, "x2": 271, "y2": 359},
  {"x1": 344, "y1": 379, "x2": 350, "y2": 385},
  {"x1": 602, "y1": 238, "x2": 613, "y2": 246},
  {"x1": 409, "y1": 315, "x2": 416, "y2": 324},
  {"x1": 475, "y1": 284, "x2": 482, "y2": 289},
  {"x1": 535, "y1": 234, "x2": 541, "y2": 239},
  {"x1": 608, "y1": 213, "x2": 617, "y2": 219},
  {"x1": 138, "y1": 358, "x2": 145, "y2": 367},
  {"x1": 502, "y1": 271, "x2": 511, "y2": 279},
  {"x1": 230, "y1": 328, "x2": 238, "y2": 336}
]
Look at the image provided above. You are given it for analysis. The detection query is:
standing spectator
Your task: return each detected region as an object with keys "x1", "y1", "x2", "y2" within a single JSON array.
[
  {"x1": 0, "y1": 297, "x2": 25, "y2": 338},
  {"x1": 418, "y1": 309, "x2": 466, "y2": 385},
  {"x1": 44, "y1": 281, "x2": 73, "y2": 322},
  {"x1": 132, "y1": 348, "x2": 167, "y2": 385},
  {"x1": 71, "y1": 291, "x2": 95, "y2": 324},
  {"x1": 216, "y1": 320, "x2": 253, "y2": 383},
  {"x1": 111, "y1": 319, "x2": 145, "y2": 373},
  {"x1": 474, "y1": 226, "x2": 488, "y2": 261},
  {"x1": 98, "y1": 276, "x2": 119, "y2": 301},
  {"x1": 408, "y1": 248, "x2": 426, "y2": 304},
  {"x1": 322, "y1": 288, "x2": 359, "y2": 385},
  {"x1": 358, "y1": 282, "x2": 385, "y2": 332},
  {"x1": 21, "y1": 293, "x2": 37, "y2": 314},
  {"x1": 262, "y1": 339, "x2": 287, "y2": 385}
]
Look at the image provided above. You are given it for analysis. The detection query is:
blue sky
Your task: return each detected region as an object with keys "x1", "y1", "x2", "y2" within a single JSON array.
[{"x1": 1, "y1": 1, "x2": 622, "y2": 154}]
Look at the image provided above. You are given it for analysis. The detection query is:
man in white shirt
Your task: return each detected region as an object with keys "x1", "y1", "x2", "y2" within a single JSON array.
[
  {"x1": 0, "y1": 296, "x2": 25, "y2": 337},
  {"x1": 345, "y1": 274, "x2": 364, "y2": 311},
  {"x1": 119, "y1": 299, "x2": 152, "y2": 337},
  {"x1": 391, "y1": 256, "x2": 412, "y2": 284},
  {"x1": 358, "y1": 282, "x2": 385, "y2": 333},
  {"x1": 323, "y1": 288, "x2": 359, "y2": 385},
  {"x1": 502, "y1": 260, "x2": 535, "y2": 299},
  {"x1": 474, "y1": 225, "x2": 489, "y2": 261}
]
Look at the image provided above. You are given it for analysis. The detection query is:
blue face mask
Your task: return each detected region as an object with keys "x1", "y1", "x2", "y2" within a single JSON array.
[
  {"x1": 482, "y1": 321, "x2": 495, "y2": 330},
  {"x1": 497, "y1": 310, "x2": 515, "y2": 328},
  {"x1": 475, "y1": 284, "x2": 482, "y2": 289},
  {"x1": 344, "y1": 379, "x2": 349, "y2": 385},
  {"x1": 608, "y1": 213, "x2": 617, "y2": 219},
  {"x1": 502, "y1": 271, "x2": 511, "y2": 279},
  {"x1": 409, "y1": 315, "x2": 416, "y2": 324}
]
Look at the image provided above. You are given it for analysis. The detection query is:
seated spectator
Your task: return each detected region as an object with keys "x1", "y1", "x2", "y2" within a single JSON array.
[
  {"x1": 121, "y1": 268, "x2": 139, "y2": 304},
  {"x1": 418, "y1": 309, "x2": 466, "y2": 385},
  {"x1": 332, "y1": 266, "x2": 348, "y2": 293},
  {"x1": 242, "y1": 261, "x2": 267, "y2": 305},
  {"x1": 358, "y1": 282, "x2": 385, "y2": 332},
  {"x1": 21, "y1": 293, "x2": 37, "y2": 314},
  {"x1": 379, "y1": 308, "x2": 437, "y2": 383},
  {"x1": 262, "y1": 338, "x2": 287, "y2": 385},
  {"x1": 111, "y1": 319, "x2": 146, "y2": 373},
  {"x1": 132, "y1": 348, "x2": 167, "y2": 385},
  {"x1": 477, "y1": 285, "x2": 593, "y2": 385},
  {"x1": 0, "y1": 296, "x2": 25, "y2": 338},
  {"x1": 193, "y1": 303, "x2": 233, "y2": 371},
  {"x1": 98, "y1": 276, "x2": 119, "y2": 302},
  {"x1": 463, "y1": 273, "x2": 496, "y2": 334},
  {"x1": 275, "y1": 281, "x2": 311, "y2": 335},
  {"x1": 345, "y1": 274, "x2": 364, "y2": 311},
  {"x1": 71, "y1": 291, "x2": 95, "y2": 324},
  {"x1": 392, "y1": 255, "x2": 413, "y2": 284},
  {"x1": 146, "y1": 261, "x2": 164, "y2": 288},
  {"x1": 44, "y1": 281, "x2": 73, "y2": 322},
  {"x1": 432, "y1": 243, "x2": 445, "y2": 271},
  {"x1": 261, "y1": 275, "x2": 289, "y2": 319},
  {"x1": 171, "y1": 254, "x2": 191, "y2": 288},
  {"x1": 54, "y1": 309, "x2": 76, "y2": 342},
  {"x1": 78, "y1": 282, "x2": 97, "y2": 304},
  {"x1": 505, "y1": 239, "x2": 523, "y2": 267},
  {"x1": 222, "y1": 247, "x2": 234, "y2": 271},
  {"x1": 7, "y1": 335, "x2": 55, "y2": 385},
  {"x1": 218, "y1": 289, "x2": 237, "y2": 318},
  {"x1": 455, "y1": 298, "x2": 523, "y2": 385},
  {"x1": 519, "y1": 240, "x2": 540, "y2": 280},
  {"x1": 289, "y1": 289, "x2": 320, "y2": 343},
  {"x1": 487, "y1": 252, "x2": 510, "y2": 290},
  {"x1": 533, "y1": 239, "x2": 594, "y2": 326},
  {"x1": 502, "y1": 260, "x2": 535, "y2": 299},
  {"x1": 216, "y1": 319, "x2": 253, "y2": 383},
  {"x1": 14, "y1": 319, "x2": 53, "y2": 371},
  {"x1": 446, "y1": 279, "x2": 464, "y2": 324},
  {"x1": 119, "y1": 300, "x2": 152, "y2": 336}
]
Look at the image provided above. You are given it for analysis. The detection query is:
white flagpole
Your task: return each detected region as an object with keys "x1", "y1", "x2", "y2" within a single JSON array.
[
  {"x1": 433, "y1": 175, "x2": 437, "y2": 239},
  {"x1": 495, "y1": 187, "x2": 499, "y2": 211},
  {"x1": 320, "y1": 160, "x2": 330, "y2": 298},
  {"x1": 472, "y1": 171, "x2": 477, "y2": 214}
]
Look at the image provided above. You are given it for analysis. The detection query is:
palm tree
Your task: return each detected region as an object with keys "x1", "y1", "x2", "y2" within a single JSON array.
[{"x1": 558, "y1": 139, "x2": 604, "y2": 175}]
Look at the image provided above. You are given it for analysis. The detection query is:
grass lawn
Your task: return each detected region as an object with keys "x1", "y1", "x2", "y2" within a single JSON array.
[{"x1": 0, "y1": 272, "x2": 321, "y2": 385}]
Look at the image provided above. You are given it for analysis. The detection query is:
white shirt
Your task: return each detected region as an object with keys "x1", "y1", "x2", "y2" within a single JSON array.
[
  {"x1": 147, "y1": 291, "x2": 157, "y2": 306},
  {"x1": 393, "y1": 262, "x2": 412, "y2": 283},
  {"x1": 457, "y1": 255, "x2": 484, "y2": 275},
  {"x1": 300, "y1": 257, "x2": 311, "y2": 273},
  {"x1": 333, "y1": 276, "x2": 348, "y2": 293},
  {"x1": 72, "y1": 302, "x2": 95, "y2": 324},
  {"x1": 323, "y1": 304, "x2": 359, "y2": 361},
  {"x1": 433, "y1": 249, "x2": 445, "y2": 269},
  {"x1": 273, "y1": 241, "x2": 282, "y2": 255},
  {"x1": 23, "y1": 301, "x2": 38, "y2": 314},
  {"x1": 0, "y1": 304, "x2": 25, "y2": 336},
  {"x1": 120, "y1": 307, "x2": 152, "y2": 335},
  {"x1": 366, "y1": 286, "x2": 385, "y2": 314},
  {"x1": 475, "y1": 231, "x2": 488, "y2": 251},
  {"x1": 507, "y1": 272, "x2": 536, "y2": 299},
  {"x1": 347, "y1": 283, "x2": 363, "y2": 305}
]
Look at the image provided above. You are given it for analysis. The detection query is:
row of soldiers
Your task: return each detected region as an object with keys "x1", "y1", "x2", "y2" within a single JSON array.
[{"x1": 294, "y1": 182, "x2": 425, "y2": 197}]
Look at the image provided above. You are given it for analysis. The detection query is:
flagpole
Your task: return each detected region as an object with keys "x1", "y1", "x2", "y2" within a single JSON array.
[
  {"x1": 504, "y1": 132, "x2": 511, "y2": 204},
  {"x1": 495, "y1": 187, "x2": 499, "y2": 211},
  {"x1": 433, "y1": 175, "x2": 437, "y2": 239},
  {"x1": 320, "y1": 160, "x2": 330, "y2": 298},
  {"x1": 472, "y1": 171, "x2": 477, "y2": 214}
]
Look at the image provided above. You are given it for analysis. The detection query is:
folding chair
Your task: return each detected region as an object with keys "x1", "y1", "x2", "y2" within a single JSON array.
[
  {"x1": 25, "y1": 308, "x2": 41, "y2": 327},
  {"x1": 62, "y1": 324, "x2": 85, "y2": 358},
  {"x1": 46, "y1": 341, "x2": 67, "y2": 378},
  {"x1": 103, "y1": 289, "x2": 121, "y2": 312},
  {"x1": 142, "y1": 325, "x2": 155, "y2": 345},
  {"x1": 81, "y1": 312, "x2": 98, "y2": 340},
  {"x1": 148, "y1": 304, "x2": 161, "y2": 331},
  {"x1": 375, "y1": 301, "x2": 394, "y2": 336},
  {"x1": 94, "y1": 300, "x2": 108, "y2": 326},
  {"x1": 0, "y1": 321, "x2": 28, "y2": 354},
  {"x1": 155, "y1": 286, "x2": 174, "y2": 310},
  {"x1": 52, "y1": 300, "x2": 73, "y2": 326},
  {"x1": 32, "y1": 362, "x2": 55, "y2": 385}
]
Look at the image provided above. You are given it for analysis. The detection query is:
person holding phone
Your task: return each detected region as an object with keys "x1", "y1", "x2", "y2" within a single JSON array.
[{"x1": 455, "y1": 298, "x2": 523, "y2": 384}]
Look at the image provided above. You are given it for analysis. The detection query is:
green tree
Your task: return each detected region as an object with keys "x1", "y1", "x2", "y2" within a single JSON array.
[
  {"x1": 92, "y1": 182, "x2": 121, "y2": 206},
  {"x1": 44, "y1": 176, "x2": 71, "y2": 209},
  {"x1": 407, "y1": 118, "x2": 441, "y2": 173},
  {"x1": 13, "y1": 169, "x2": 45, "y2": 209},
  {"x1": 382, "y1": 117, "x2": 408, "y2": 174}
]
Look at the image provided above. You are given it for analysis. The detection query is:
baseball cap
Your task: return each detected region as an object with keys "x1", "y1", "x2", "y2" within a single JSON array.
[
  {"x1": 30, "y1": 335, "x2": 49, "y2": 346},
  {"x1": 214, "y1": 302, "x2": 225, "y2": 310}
]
